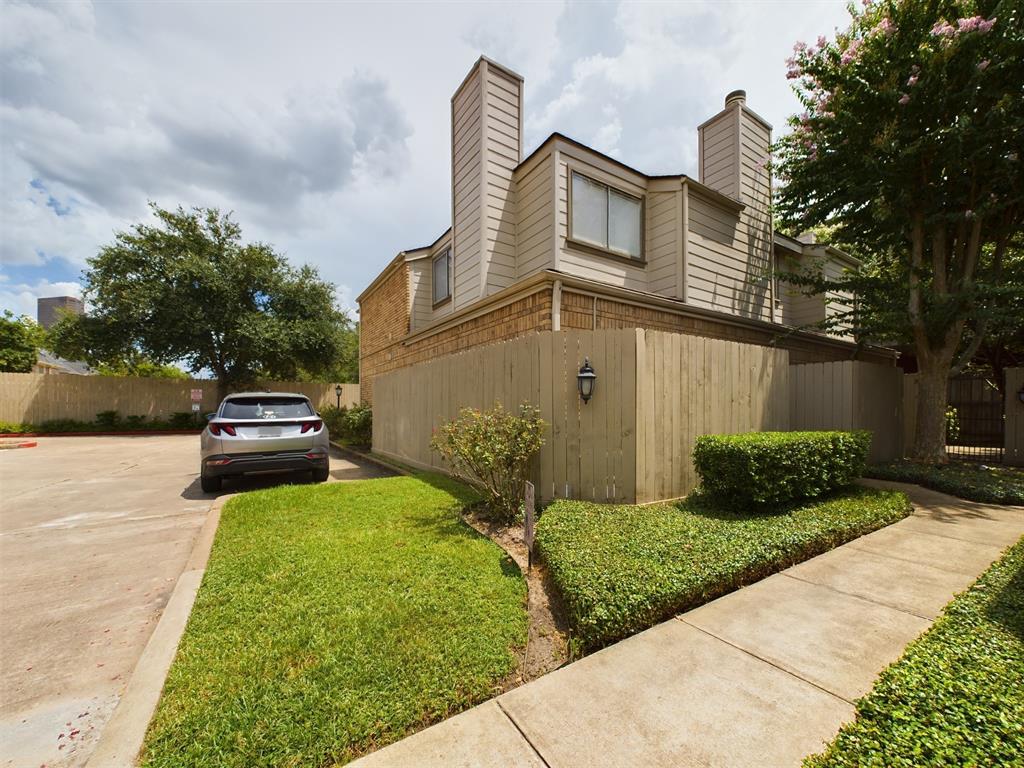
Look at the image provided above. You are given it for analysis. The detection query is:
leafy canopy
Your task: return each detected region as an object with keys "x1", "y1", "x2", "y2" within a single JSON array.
[
  {"x1": 775, "y1": 0, "x2": 1023, "y2": 353},
  {"x1": 0, "y1": 311, "x2": 47, "y2": 373},
  {"x1": 51, "y1": 204, "x2": 353, "y2": 392}
]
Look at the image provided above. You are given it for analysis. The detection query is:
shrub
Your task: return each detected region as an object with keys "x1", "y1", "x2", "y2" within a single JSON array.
[
  {"x1": 430, "y1": 402, "x2": 546, "y2": 524},
  {"x1": 320, "y1": 404, "x2": 372, "y2": 447},
  {"x1": 95, "y1": 410, "x2": 121, "y2": 429},
  {"x1": 125, "y1": 414, "x2": 147, "y2": 429},
  {"x1": 693, "y1": 430, "x2": 871, "y2": 509},
  {"x1": 169, "y1": 411, "x2": 195, "y2": 429},
  {"x1": 343, "y1": 403, "x2": 372, "y2": 447}
]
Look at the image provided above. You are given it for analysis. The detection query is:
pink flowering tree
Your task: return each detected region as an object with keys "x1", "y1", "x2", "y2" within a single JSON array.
[{"x1": 775, "y1": 0, "x2": 1023, "y2": 462}]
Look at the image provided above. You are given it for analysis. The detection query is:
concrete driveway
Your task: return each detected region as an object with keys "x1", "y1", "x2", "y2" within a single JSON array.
[{"x1": 0, "y1": 434, "x2": 387, "y2": 767}]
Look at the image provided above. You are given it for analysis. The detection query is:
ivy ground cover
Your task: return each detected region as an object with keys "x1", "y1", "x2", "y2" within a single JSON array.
[
  {"x1": 536, "y1": 488, "x2": 910, "y2": 652},
  {"x1": 805, "y1": 536, "x2": 1024, "y2": 767}
]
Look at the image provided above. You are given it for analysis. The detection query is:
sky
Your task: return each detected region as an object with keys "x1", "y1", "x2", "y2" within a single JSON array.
[{"x1": 0, "y1": 0, "x2": 856, "y2": 321}]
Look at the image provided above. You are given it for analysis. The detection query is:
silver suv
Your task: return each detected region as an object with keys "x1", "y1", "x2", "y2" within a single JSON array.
[{"x1": 200, "y1": 392, "x2": 330, "y2": 492}]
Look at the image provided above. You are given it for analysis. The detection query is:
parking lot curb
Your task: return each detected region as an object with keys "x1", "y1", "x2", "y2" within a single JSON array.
[{"x1": 84, "y1": 494, "x2": 228, "y2": 768}]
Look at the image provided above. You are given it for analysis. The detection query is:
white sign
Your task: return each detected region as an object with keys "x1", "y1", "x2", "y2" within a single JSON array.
[
  {"x1": 523, "y1": 481, "x2": 536, "y2": 567},
  {"x1": 190, "y1": 389, "x2": 203, "y2": 402},
  {"x1": 191, "y1": 403, "x2": 201, "y2": 413}
]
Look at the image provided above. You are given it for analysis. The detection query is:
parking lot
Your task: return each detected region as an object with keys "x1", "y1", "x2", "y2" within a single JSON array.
[{"x1": 0, "y1": 434, "x2": 387, "y2": 767}]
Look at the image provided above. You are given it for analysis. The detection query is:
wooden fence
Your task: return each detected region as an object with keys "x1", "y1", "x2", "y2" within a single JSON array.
[
  {"x1": 0, "y1": 373, "x2": 359, "y2": 425},
  {"x1": 790, "y1": 360, "x2": 903, "y2": 462},
  {"x1": 374, "y1": 329, "x2": 793, "y2": 503}
]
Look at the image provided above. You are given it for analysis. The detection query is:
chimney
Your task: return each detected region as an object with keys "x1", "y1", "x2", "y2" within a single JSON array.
[
  {"x1": 450, "y1": 57, "x2": 523, "y2": 307},
  {"x1": 697, "y1": 91, "x2": 774, "y2": 317}
]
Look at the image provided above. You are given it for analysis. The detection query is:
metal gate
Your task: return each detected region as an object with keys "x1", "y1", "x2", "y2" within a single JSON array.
[{"x1": 946, "y1": 375, "x2": 1004, "y2": 462}]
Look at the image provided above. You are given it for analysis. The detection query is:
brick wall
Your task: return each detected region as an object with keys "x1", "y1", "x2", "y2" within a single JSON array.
[
  {"x1": 360, "y1": 281, "x2": 552, "y2": 404},
  {"x1": 560, "y1": 290, "x2": 892, "y2": 366}
]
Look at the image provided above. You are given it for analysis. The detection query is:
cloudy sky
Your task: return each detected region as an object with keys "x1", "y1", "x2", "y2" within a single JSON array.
[{"x1": 0, "y1": 0, "x2": 854, "y2": 320}]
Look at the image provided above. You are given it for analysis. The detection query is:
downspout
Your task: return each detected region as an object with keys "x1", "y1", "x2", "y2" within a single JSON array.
[
  {"x1": 552, "y1": 279, "x2": 562, "y2": 332},
  {"x1": 681, "y1": 181, "x2": 690, "y2": 303}
]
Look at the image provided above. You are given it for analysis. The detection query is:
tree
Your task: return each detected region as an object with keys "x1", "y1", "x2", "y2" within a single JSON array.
[
  {"x1": 775, "y1": 0, "x2": 1023, "y2": 462},
  {"x1": 51, "y1": 204, "x2": 352, "y2": 400},
  {"x1": 95, "y1": 357, "x2": 191, "y2": 380},
  {"x1": 0, "y1": 311, "x2": 46, "y2": 373}
]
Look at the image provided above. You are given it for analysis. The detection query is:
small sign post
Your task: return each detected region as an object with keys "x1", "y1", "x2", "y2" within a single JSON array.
[
  {"x1": 190, "y1": 389, "x2": 203, "y2": 403},
  {"x1": 523, "y1": 481, "x2": 535, "y2": 570},
  {"x1": 191, "y1": 403, "x2": 201, "y2": 413}
]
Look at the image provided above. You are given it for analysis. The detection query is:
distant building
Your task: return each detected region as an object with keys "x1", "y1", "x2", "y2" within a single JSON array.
[
  {"x1": 34, "y1": 349, "x2": 92, "y2": 376},
  {"x1": 37, "y1": 295, "x2": 84, "y2": 329}
]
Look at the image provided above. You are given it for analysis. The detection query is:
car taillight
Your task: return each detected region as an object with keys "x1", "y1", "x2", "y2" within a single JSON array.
[
  {"x1": 301, "y1": 419, "x2": 323, "y2": 434},
  {"x1": 209, "y1": 423, "x2": 237, "y2": 436}
]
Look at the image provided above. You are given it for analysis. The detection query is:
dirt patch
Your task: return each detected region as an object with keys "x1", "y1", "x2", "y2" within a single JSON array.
[{"x1": 462, "y1": 510, "x2": 570, "y2": 686}]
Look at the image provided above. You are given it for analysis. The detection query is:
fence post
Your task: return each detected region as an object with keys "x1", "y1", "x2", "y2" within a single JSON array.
[{"x1": 1006, "y1": 368, "x2": 1024, "y2": 467}]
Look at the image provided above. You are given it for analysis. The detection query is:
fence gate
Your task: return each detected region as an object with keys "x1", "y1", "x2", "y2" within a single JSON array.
[{"x1": 947, "y1": 375, "x2": 1004, "y2": 462}]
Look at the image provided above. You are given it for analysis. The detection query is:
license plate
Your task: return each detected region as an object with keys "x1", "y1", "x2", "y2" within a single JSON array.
[{"x1": 258, "y1": 426, "x2": 282, "y2": 437}]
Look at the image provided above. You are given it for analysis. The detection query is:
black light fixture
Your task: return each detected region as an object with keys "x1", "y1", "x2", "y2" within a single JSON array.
[
  {"x1": 335, "y1": 383, "x2": 343, "y2": 408},
  {"x1": 1018, "y1": 384, "x2": 1024, "y2": 405},
  {"x1": 577, "y1": 358, "x2": 597, "y2": 404}
]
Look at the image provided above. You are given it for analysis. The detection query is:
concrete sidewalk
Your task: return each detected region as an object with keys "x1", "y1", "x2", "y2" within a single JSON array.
[{"x1": 352, "y1": 482, "x2": 1024, "y2": 768}]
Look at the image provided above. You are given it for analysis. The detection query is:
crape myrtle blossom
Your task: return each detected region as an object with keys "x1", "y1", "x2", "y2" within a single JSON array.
[
  {"x1": 978, "y1": 59, "x2": 990, "y2": 71},
  {"x1": 840, "y1": 38, "x2": 863, "y2": 65},
  {"x1": 899, "y1": 93, "x2": 911, "y2": 105}
]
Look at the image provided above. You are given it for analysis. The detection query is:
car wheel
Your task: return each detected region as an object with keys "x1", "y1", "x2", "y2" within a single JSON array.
[
  {"x1": 312, "y1": 466, "x2": 330, "y2": 483},
  {"x1": 201, "y1": 472, "x2": 222, "y2": 493}
]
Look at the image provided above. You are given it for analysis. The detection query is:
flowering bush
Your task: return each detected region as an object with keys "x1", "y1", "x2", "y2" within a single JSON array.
[
  {"x1": 774, "y1": 0, "x2": 1022, "y2": 463},
  {"x1": 430, "y1": 403, "x2": 546, "y2": 524}
]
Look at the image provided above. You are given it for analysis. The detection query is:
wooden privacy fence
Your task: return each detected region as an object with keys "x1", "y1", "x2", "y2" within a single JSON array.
[
  {"x1": 790, "y1": 360, "x2": 903, "y2": 462},
  {"x1": 0, "y1": 374, "x2": 359, "y2": 425},
  {"x1": 373, "y1": 329, "x2": 791, "y2": 504}
]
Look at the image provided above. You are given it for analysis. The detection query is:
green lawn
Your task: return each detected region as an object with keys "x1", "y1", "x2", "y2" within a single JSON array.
[
  {"x1": 866, "y1": 460, "x2": 1024, "y2": 504},
  {"x1": 805, "y1": 536, "x2": 1024, "y2": 767},
  {"x1": 142, "y1": 474, "x2": 527, "y2": 768},
  {"x1": 536, "y1": 488, "x2": 910, "y2": 652}
]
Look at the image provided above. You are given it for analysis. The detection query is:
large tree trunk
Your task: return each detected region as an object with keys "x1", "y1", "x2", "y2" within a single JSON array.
[{"x1": 912, "y1": 361, "x2": 950, "y2": 463}]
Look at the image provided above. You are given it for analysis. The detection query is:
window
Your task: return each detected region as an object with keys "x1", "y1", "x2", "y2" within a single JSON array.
[
  {"x1": 570, "y1": 171, "x2": 643, "y2": 260},
  {"x1": 221, "y1": 397, "x2": 313, "y2": 420},
  {"x1": 432, "y1": 248, "x2": 451, "y2": 305}
]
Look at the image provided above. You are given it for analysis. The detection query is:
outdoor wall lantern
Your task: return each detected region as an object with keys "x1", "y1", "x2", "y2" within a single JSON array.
[
  {"x1": 577, "y1": 358, "x2": 597, "y2": 404},
  {"x1": 335, "y1": 384, "x2": 343, "y2": 408}
]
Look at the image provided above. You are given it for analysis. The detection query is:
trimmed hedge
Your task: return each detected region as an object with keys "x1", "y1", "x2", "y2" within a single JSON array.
[
  {"x1": 693, "y1": 430, "x2": 872, "y2": 509},
  {"x1": 865, "y1": 460, "x2": 1024, "y2": 505},
  {"x1": 536, "y1": 487, "x2": 910, "y2": 652},
  {"x1": 805, "y1": 537, "x2": 1024, "y2": 767}
]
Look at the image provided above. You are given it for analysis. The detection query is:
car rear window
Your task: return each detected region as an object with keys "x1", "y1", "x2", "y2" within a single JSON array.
[{"x1": 220, "y1": 397, "x2": 313, "y2": 420}]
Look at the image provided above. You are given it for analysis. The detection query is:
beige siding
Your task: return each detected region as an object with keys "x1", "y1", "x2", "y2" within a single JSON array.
[
  {"x1": 481, "y1": 64, "x2": 520, "y2": 296},
  {"x1": 452, "y1": 67, "x2": 482, "y2": 308},
  {"x1": 699, "y1": 110, "x2": 739, "y2": 199},
  {"x1": 408, "y1": 259, "x2": 432, "y2": 331},
  {"x1": 514, "y1": 150, "x2": 555, "y2": 278},
  {"x1": 686, "y1": 194, "x2": 771, "y2": 320},
  {"x1": 646, "y1": 190, "x2": 679, "y2": 297},
  {"x1": 823, "y1": 254, "x2": 855, "y2": 340},
  {"x1": 554, "y1": 155, "x2": 648, "y2": 292}
]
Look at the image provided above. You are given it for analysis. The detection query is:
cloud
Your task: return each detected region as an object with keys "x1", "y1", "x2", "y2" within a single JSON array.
[
  {"x1": 1, "y1": 0, "x2": 853, "y2": 321},
  {"x1": 0, "y1": 274, "x2": 82, "y2": 320}
]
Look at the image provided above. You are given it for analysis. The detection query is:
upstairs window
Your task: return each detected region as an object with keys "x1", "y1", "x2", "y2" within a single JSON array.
[
  {"x1": 570, "y1": 171, "x2": 643, "y2": 260},
  {"x1": 432, "y1": 248, "x2": 451, "y2": 306}
]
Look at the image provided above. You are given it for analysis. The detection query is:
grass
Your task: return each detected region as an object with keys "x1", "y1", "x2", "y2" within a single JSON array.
[
  {"x1": 142, "y1": 474, "x2": 527, "y2": 768},
  {"x1": 805, "y1": 536, "x2": 1024, "y2": 767},
  {"x1": 536, "y1": 487, "x2": 911, "y2": 653},
  {"x1": 866, "y1": 460, "x2": 1024, "y2": 504}
]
